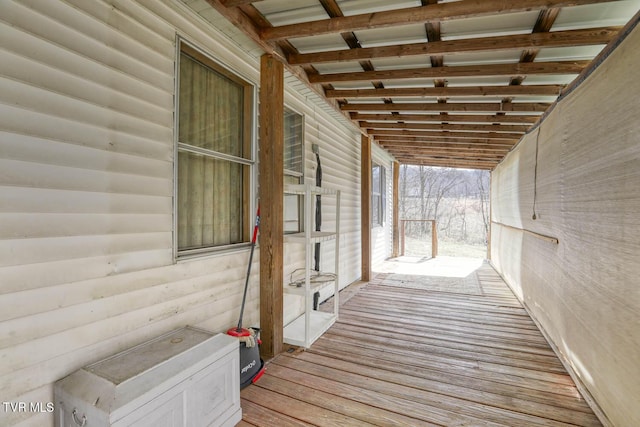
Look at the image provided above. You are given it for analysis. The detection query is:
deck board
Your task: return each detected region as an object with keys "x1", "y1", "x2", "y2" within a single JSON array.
[{"x1": 240, "y1": 261, "x2": 602, "y2": 426}]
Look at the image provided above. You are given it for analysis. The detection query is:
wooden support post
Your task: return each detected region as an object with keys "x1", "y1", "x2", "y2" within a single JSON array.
[
  {"x1": 361, "y1": 134, "x2": 372, "y2": 281},
  {"x1": 431, "y1": 220, "x2": 438, "y2": 258},
  {"x1": 487, "y1": 171, "x2": 492, "y2": 260},
  {"x1": 259, "y1": 54, "x2": 284, "y2": 358},
  {"x1": 400, "y1": 220, "x2": 405, "y2": 256},
  {"x1": 392, "y1": 161, "x2": 400, "y2": 258}
]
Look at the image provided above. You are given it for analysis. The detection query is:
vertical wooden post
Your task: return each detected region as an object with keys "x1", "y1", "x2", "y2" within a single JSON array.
[
  {"x1": 431, "y1": 220, "x2": 438, "y2": 258},
  {"x1": 487, "y1": 171, "x2": 492, "y2": 260},
  {"x1": 361, "y1": 134, "x2": 372, "y2": 282},
  {"x1": 400, "y1": 220, "x2": 405, "y2": 256},
  {"x1": 259, "y1": 54, "x2": 284, "y2": 358},
  {"x1": 392, "y1": 161, "x2": 400, "y2": 258}
]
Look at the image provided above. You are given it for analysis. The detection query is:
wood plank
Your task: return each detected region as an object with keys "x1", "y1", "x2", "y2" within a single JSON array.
[
  {"x1": 370, "y1": 129, "x2": 524, "y2": 140},
  {"x1": 361, "y1": 122, "x2": 529, "y2": 133},
  {"x1": 376, "y1": 136, "x2": 518, "y2": 145},
  {"x1": 328, "y1": 84, "x2": 564, "y2": 98},
  {"x1": 360, "y1": 134, "x2": 371, "y2": 281},
  {"x1": 278, "y1": 352, "x2": 599, "y2": 426},
  {"x1": 392, "y1": 162, "x2": 399, "y2": 258},
  {"x1": 351, "y1": 112, "x2": 540, "y2": 124},
  {"x1": 241, "y1": 385, "x2": 375, "y2": 427},
  {"x1": 240, "y1": 399, "x2": 313, "y2": 427},
  {"x1": 269, "y1": 357, "x2": 504, "y2": 427},
  {"x1": 289, "y1": 27, "x2": 620, "y2": 65},
  {"x1": 310, "y1": 61, "x2": 588, "y2": 84},
  {"x1": 261, "y1": 0, "x2": 616, "y2": 40},
  {"x1": 222, "y1": 0, "x2": 264, "y2": 6},
  {"x1": 259, "y1": 54, "x2": 284, "y2": 358},
  {"x1": 254, "y1": 373, "x2": 432, "y2": 426},
  {"x1": 341, "y1": 101, "x2": 551, "y2": 112},
  {"x1": 305, "y1": 337, "x2": 583, "y2": 399}
]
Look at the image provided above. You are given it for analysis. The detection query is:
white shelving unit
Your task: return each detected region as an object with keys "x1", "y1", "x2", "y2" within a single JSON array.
[{"x1": 283, "y1": 183, "x2": 340, "y2": 348}]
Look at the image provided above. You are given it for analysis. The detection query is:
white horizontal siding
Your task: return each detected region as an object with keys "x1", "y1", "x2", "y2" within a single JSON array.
[
  {"x1": 0, "y1": 1, "x2": 369, "y2": 426},
  {"x1": 371, "y1": 143, "x2": 395, "y2": 267}
]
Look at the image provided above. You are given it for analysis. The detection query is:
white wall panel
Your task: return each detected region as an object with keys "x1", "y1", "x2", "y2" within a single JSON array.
[
  {"x1": 491, "y1": 25, "x2": 640, "y2": 427},
  {"x1": 0, "y1": 1, "x2": 369, "y2": 425}
]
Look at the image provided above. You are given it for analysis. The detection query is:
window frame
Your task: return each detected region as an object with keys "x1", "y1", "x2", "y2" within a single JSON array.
[
  {"x1": 173, "y1": 38, "x2": 257, "y2": 260},
  {"x1": 372, "y1": 162, "x2": 386, "y2": 228},
  {"x1": 283, "y1": 106, "x2": 305, "y2": 234}
]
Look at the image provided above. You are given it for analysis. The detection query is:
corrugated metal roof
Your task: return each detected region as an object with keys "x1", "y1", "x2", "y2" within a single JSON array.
[{"x1": 184, "y1": 0, "x2": 640, "y2": 169}]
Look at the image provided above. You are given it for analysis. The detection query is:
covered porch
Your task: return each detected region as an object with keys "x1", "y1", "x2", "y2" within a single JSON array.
[{"x1": 239, "y1": 259, "x2": 601, "y2": 426}]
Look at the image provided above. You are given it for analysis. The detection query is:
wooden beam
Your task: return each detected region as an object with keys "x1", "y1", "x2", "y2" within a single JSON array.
[
  {"x1": 394, "y1": 157, "x2": 498, "y2": 169},
  {"x1": 378, "y1": 141, "x2": 513, "y2": 151},
  {"x1": 310, "y1": 61, "x2": 588, "y2": 84},
  {"x1": 259, "y1": 54, "x2": 284, "y2": 359},
  {"x1": 342, "y1": 102, "x2": 550, "y2": 113},
  {"x1": 203, "y1": 0, "x2": 349, "y2": 125},
  {"x1": 361, "y1": 134, "x2": 372, "y2": 282},
  {"x1": 392, "y1": 162, "x2": 400, "y2": 258},
  {"x1": 370, "y1": 129, "x2": 523, "y2": 140},
  {"x1": 261, "y1": 0, "x2": 616, "y2": 41},
  {"x1": 221, "y1": 0, "x2": 263, "y2": 7},
  {"x1": 326, "y1": 84, "x2": 564, "y2": 99},
  {"x1": 289, "y1": 27, "x2": 619, "y2": 65},
  {"x1": 351, "y1": 113, "x2": 540, "y2": 124},
  {"x1": 376, "y1": 135, "x2": 520, "y2": 147},
  {"x1": 384, "y1": 148, "x2": 507, "y2": 158},
  {"x1": 360, "y1": 122, "x2": 529, "y2": 133}
]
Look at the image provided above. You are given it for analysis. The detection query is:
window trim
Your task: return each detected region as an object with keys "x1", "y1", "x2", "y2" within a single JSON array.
[
  {"x1": 283, "y1": 105, "x2": 305, "y2": 234},
  {"x1": 173, "y1": 37, "x2": 257, "y2": 261},
  {"x1": 372, "y1": 162, "x2": 386, "y2": 228}
]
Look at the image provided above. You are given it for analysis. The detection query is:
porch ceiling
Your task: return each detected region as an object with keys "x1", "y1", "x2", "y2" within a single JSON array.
[{"x1": 196, "y1": 0, "x2": 639, "y2": 170}]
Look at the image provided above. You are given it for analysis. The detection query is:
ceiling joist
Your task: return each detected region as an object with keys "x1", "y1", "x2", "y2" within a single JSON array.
[
  {"x1": 326, "y1": 84, "x2": 564, "y2": 99},
  {"x1": 288, "y1": 27, "x2": 619, "y2": 65},
  {"x1": 360, "y1": 122, "x2": 529, "y2": 133},
  {"x1": 341, "y1": 102, "x2": 550, "y2": 113},
  {"x1": 310, "y1": 61, "x2": 588, "y2": 84},
  {"x1": 260, "y1": 0, "x2": 617, "y2": 41},
  {"x1": 350, "y1": 113, "x2": 540, "y2": 124},
  {"x1": 370, "y1": 129, "x2": 524, "y2": 140},
  {"x1": 196, "y1": 0, "x2": 636, "y2": 169}
]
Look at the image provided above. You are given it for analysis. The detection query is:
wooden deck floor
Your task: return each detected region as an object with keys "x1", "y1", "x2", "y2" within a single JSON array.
[{"x1": 239, "y1": 261, "x2": 602, "y2": 426}]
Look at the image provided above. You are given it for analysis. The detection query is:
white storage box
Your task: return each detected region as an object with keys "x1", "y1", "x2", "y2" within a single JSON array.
[{"x1": 54, "y1": 327, "x2": 241, "y2": 427}]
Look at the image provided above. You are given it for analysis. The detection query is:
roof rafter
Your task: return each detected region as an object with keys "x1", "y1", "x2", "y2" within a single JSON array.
[
  {"x1": 326, "y1": 84, "x2": 564, "y2": 99},
  {"x1": 260, "y1": 0, "x2": 617, "y2": 41},
  {"x1": 220, "y1": 0, "x2": 264, "y2": 7},
  {"x1": 376, "y1": 135, "x2": 519, "y2": 145},
  {"x1": 288, "y1": 27, "x2": 619, "y2": 65},
  {"x1": 310, "y1": 61, "x2": 588, "y2": 84},
  {"x1": 341, "y1": 102, "x2": 550, "y2": 113},
  {"x1": 360, "y1": 122, "x2": 529, "y2": 133},
  {"x1": 351, "y1": 113, "x2": 540, "y2": 124},
  {"x1": 370, "y1": 129, "x2": 523, "y2": 140}
]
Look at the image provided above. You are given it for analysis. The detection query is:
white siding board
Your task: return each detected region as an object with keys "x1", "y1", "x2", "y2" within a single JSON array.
[
  {"x1": 0, "y1": 187, "x2": 171, "y2": 214},
  {"x1": 0, "y1": 49, "x2": 172, "y2": 126},
  {"x1": 491, "y1": 25, "x2": 640, "y2": 427},
  {"x1": 0, "y1": 159, "x2": 171, "y2": 196},
  {"x1": 0, "y1": 131, "x2": 171, "y2": 179},
  {"x1": 0, "y1": 1, "x2": 369, "y2": 425},
  {"x1": 0, "y1": 2, "x2": 173, "y2": 91},
  {"x1": 0, "y1": 268, "x2": 249, "y2": 350},
  {"x1": 0, "y1": 24, "x2": 173, "y2": 108},
  {"x1": 59, "y1": 0, "x2": 177, "y2": 60},
  {"x1": 0, "y1": 250, "x2": 171, "y2": 294},
  {"x1": 0, "y1": 213, "x2": 171, "y2": 240},
  {"x1": 0, "y1": 78, "x2": 172, "y2": 142},
  {"x1": 0, "y1": 232, "x2": 171, "y2": 268},
  {"x1": 0, "y1": 105, "x2": 172, "y2": 161}
]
